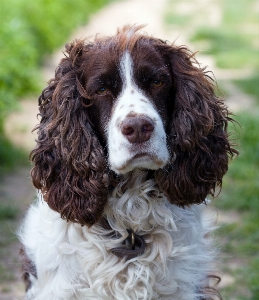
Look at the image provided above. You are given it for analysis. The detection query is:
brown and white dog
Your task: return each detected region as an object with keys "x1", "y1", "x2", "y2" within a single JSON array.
[{"x1": 19, "y1": 25, "x2": 237, "y2": 299}]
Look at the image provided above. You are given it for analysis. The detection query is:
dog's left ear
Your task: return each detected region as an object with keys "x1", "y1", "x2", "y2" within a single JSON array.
[
  {"x1": 155, "y1": 44, "x2": 238, "y2": 206},
  {"x1": 30, "y1": 40, "x2": 110, "y2": 226}
]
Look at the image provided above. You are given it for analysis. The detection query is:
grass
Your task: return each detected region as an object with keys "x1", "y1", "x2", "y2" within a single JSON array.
[
  {"x1": 0, "y1": 135, "x2": 29, "y2": 175},
  {"x1": 218, "y1": 113, "x2": 259, "y2": 211},
  {"x1": 216, "y1": 112, "x2": 259, "y2": 299},
  {"x1": 165, "y1": 13, "x2": 190, "y2": 27},
  {"x1": 192, "y1": 28, "x2": 258, "y2": 69},
  {"x1": 235, "y1": 73, "x2": 259, "y2": 104},
  {"x1": 165, "y1": 0, "x2": 258, "y2": 98},
  {"x1": 0, "y1": 203, "x2": 20, "y2": 285},
  {"x1": 190, "y1": 0, "x2": 258, "y2": 70},
  {"x1": 0, "y1": 204, "x2": 19, "y2": 221}
]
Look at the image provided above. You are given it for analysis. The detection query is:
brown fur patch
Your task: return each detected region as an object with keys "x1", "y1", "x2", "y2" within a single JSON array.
[{"x1": 20, "y1": 247, "x2": 37, "y2": 292}]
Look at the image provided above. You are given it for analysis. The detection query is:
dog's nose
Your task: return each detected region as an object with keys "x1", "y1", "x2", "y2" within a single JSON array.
[{"x1": 121, "y1": 116, "x2": 154, "y2": 143}]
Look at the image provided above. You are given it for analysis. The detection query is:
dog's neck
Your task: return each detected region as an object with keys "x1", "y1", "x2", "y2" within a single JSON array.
[{"x1": 104, "y1": 169, "x2": 177, "y2": 234}]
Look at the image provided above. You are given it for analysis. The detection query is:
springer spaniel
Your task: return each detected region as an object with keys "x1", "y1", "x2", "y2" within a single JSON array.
[{"x1": 19, "y1": 25, "x2": 237, "y2": 299}]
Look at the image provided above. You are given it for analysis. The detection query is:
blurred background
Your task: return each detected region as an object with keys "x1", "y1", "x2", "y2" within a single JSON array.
[{"x1": 0, "y1": 0, "x2": 258, "y2": 299}]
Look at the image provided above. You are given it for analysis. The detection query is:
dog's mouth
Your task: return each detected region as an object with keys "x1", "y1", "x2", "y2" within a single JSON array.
[
  {"x1": 114, "y1": 151, "x2": 166, "y2": 174},
  {"x1": 131, "y1": 152, "x2": 150, "y2": 160}
]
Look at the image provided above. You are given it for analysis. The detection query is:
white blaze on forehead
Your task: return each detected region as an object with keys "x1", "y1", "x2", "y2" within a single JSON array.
[
  {"x1": 117, "y1": 51, "x2": 155, "y2": 117},
  {"x1": 121, "y1": 51, "x2": 132, "y2": 86},
  {"x1": 107, "y1": 51, "x2": 169, "y2": 174}
]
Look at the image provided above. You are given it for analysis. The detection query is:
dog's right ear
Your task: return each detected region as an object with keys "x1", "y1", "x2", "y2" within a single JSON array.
[
  {"x1": 154, "y1": 43, "x2": 238, "y2": 206},
  {"x1": 30, "y1": 40, "x2": 109, "y2": 226}
]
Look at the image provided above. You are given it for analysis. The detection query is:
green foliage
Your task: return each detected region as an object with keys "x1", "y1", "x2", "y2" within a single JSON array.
[
  {"x1": 0, "y1": 204, "x2": 19, "y2": 221},
  {"x1": 235, "y1": 73, "x2": 259, "y2": 103},
  {"x1": 246, "y1": 257, "x2": 259, "y2": 299},
  {"x1": 0, "y1": 0, "x2": 39, "y2": 124},
  {"x1": 191, "y1": 0, "x2": 258, "y2": 70},
  {"x1": 0, "y1": 0, "x2": 112, "y2": 171},
  {"x1": 0, "y1": 135, "x2": 28, "y2": 174},
  {"x1": 165, "y1": 0, "x2": 258, "y2": 70},
  {"x1": 191, "y1": 0, "x2": 259, "y2": 102},
  {"x1": 165, "y1": 13, "x2": 190, "y2": 26},
  {"x1": 217, "y1": 212, "x2": 259, "y2": 300},
  {"x1": 0, "y1": 215, "x2": 20, "y2": 284},
  {"x1": 0, "y1": 263, "x2": 15, "y2": 283},
  {"x1": 0, "y1": 0, "x2": 111, "y2": 128},
  {"x1": 20, "y1": 0, "x2": 111, "y2": 57},
  {"x1": 218, "y1": 113, "x2": 259, "y2": 211},
  {"x1": 192, "y1": 27, "x2": 258, "y2": 69}
]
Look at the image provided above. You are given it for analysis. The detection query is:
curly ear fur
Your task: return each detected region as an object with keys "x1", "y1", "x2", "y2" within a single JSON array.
[
  {"x1": 30, "y1": 40, "x2": 109, "y2": 226},
  {"x1": 155, "y1": 44, "x2": 238, "y2": 206}
]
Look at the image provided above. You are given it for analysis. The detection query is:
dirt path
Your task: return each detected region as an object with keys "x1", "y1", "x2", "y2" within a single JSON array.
[{"x1": 1, "y1": 0, "x2": 255, "y2": 298}]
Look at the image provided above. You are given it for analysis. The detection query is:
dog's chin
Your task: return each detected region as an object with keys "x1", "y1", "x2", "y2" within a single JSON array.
[{"x1": 110, "y1": 153, "x2": 168, "y2": 175}]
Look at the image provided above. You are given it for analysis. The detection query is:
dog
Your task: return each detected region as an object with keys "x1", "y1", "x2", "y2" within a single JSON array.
[{"x1": 19, "y1": 25, "x2": 237, "y2": 299}]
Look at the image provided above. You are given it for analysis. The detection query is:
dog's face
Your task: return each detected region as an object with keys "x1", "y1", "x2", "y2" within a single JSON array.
[
  {"x1": 31, "y1": 25, "x2": 236, "y2": 225},
  {"x1": 83, "y1": 40, "x2": 173, "y2": 174}
]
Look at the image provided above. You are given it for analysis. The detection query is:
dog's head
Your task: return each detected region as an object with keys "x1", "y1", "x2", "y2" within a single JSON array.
[{"x1": 31, "y1": 25, "x2": 237, "y2": 226}]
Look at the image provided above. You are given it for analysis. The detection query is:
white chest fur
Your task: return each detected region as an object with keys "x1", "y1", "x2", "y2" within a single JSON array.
[{"x1": 20, "y1": 172, "x2": 216, "y2": 300}]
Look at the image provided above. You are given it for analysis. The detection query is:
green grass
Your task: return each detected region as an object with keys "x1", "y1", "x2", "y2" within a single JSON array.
[
  {"x1": 0, "y1": 135, "x2": 29, "y2": 175},
  {"x1": 165, "y1": 0, "x2": 258, "y2": 70},
  {"x1": 218, "y1": 113, "x2": 259, "y2": 211},
  {"x1": 165, "y1": 0, "x2": 258, "y2": 103},
  {"x1": 191, "y1": 27, "x2": 258, "y2": 69},
  {"x1": 191, "y1": 0, "x2": 259, "y2": 104},
  {"x1": 190, "y1": 0, "x2": 258, "y2": 70},
  {"x1": 192, "y1": 0, "x2": 259, "y2": 68},
  {"x1": 0, "y1": 204, "x2": 19, "y2": 221},
  {"x1": 235, "y1": 73, "x2": 259, "y2": 104},
  {"x1": 216, "y1": 112, "x2": 259, "y2": 299},
  {"x1": 0, "y1": 218, "x2": 20, "y2": 285},
  {"x1": 0, "y1": 196, "x2": 20, "y2": 284},
  {"x1": 165, "y1": 12, "x2": 190, "y2": 27},
  {"x1": 0, "y1": 264, "x2": 16, "y2": 283}
]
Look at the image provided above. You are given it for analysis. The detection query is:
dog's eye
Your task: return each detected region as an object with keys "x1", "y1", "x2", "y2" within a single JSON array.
[
  {"x1": 96, "y1": 87, "x2": 107, "y2": 95},
  {"x1": 152, "y1": 80, "x2": 163, "y2": 88}
]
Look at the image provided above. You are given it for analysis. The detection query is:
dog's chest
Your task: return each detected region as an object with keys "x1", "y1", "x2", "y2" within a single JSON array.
[
  {"x1": 59, "y1": 179, "x2": 212, "y2": 299},
  {"x1": 22, "y1": 177, "x2": 214, "y2": 300}
]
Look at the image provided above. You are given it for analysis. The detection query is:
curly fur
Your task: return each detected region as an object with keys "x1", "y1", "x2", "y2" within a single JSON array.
[
  {"x1": 20, "y1": 170, "x2": 219, "y2": 300},
  {"x1": 154, "y1": 43, "x2": 234, "y2": 205},
  {"x1": 30, "y1": 42, "x2": 110, "y2": 226},
  {"x1": 20, "y1": 24, "x2": 238, "y2": 299}
]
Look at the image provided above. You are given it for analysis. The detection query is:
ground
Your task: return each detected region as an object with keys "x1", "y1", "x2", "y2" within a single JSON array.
[{"x1": 0, "y1": 0, "x2": 255, "y2": 298}]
